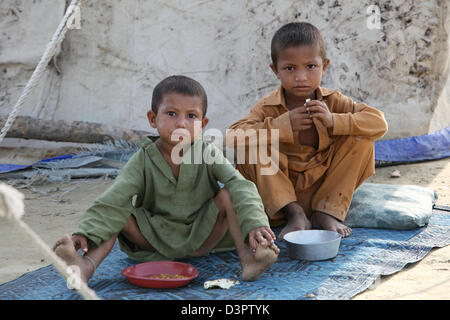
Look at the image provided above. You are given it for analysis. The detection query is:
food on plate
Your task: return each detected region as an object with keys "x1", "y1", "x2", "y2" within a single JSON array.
[{"x1": 147, "y1": 274, "x2": 188, "y2": 279}]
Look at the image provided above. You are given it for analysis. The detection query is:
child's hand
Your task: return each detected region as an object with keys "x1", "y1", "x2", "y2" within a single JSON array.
[
  {"x1": 71, "y1": 234, "x2": 89, "y2": 253},
  {"x1": 289, "y1": 106, "x2": 313, "y2": 131},
  {"x1": 305, "y1": 100, "x2": 334, "y2": 128},
  {"x1": 248, "y1": 226, "x2": 276, "y2": 252}
]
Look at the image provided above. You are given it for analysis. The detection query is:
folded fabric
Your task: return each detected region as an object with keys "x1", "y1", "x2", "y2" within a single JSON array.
[{"x1": 345, "y1": 183, "x2": 437, "y2": 230}]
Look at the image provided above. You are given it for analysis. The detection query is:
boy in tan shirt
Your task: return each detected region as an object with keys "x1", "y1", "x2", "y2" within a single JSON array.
[{"x1": 228, "y1": 22, "x2": 388, "y2": 240}]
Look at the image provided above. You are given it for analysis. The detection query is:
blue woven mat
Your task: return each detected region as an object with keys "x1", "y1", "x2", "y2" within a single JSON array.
[{"x1": 1, "y1": 208, "x2": 449, "y2": 300}]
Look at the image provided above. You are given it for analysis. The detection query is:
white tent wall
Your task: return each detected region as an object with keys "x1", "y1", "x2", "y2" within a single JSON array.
[{"x1": 1, "y1": 0, "x2": 449, "y2": 140}]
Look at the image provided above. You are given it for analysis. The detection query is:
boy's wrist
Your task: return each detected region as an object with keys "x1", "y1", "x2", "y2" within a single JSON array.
[{"x1": 328, "y1": 115, "x2": 334, "y2": 129}]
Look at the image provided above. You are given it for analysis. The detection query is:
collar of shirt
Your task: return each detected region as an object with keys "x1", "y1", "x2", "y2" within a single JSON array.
[
  {"x1": 138, "y1": 135, "x2": 205, "y2": 184},
  {"x1": 261, "y1": 86, "x2": 336, "y2": 109}
]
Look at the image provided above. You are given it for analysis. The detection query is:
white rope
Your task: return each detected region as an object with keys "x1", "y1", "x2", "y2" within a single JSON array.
[
  {"x1": 0, "y1": 183, "x2": 100, "y2": 300},
  {"x1": 0, "y1": 0, "x2": 82, "y2": 145},
  {"x1": 0, "y1": 1, "x2": 99, "y2": 299}
]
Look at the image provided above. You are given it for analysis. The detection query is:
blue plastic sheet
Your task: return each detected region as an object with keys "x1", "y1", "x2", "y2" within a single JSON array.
[
  {"x1": 375, "y1": 126, "x2": 450, "y2": 166},
  {"x1": 0, "y1": 154, "x2": 73, "y2": 174}
]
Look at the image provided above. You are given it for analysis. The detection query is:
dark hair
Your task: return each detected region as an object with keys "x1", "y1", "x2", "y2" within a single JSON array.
[
  {"x1": 271, "y1": 22, "x2": 327, "y2": 67},
  {"x1": 151, "y1": 75, "x2": 208, "y2": 116}
]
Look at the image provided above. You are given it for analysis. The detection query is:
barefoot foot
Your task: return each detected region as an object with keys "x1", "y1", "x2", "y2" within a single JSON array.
[
  {"x1": 278, "y1": 216, "x2": 312, "y2": 241},
  {"x1": 278, "y1": 202, "x2": 311, "y2": 241},
  {"x1": 53, "y1": 234, "x2": 95, "y2": 283},
  {"x1": 278, "y1": 203, "x2": 312, "y2": 241},
  {"x1": 311, "y1": 211, "x2": 352, "y2": 237},
  {"x1": 241, "y1": 243, "x2": 279, "y2": 282}
]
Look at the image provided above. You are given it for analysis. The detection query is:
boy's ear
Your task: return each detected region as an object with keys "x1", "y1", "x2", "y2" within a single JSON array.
[
  {"x1": 147, "y1": 110, "x2": 157, "y2": 128},
  {"x1": 322, "y1": 58, "x2": 330, "y2": 72},
  {"x1": 270, "y1": 63, "x2": 279, "y2": 78},
  {"x1": 201, "y1": 117, "x2": 209, "y2": 129}
]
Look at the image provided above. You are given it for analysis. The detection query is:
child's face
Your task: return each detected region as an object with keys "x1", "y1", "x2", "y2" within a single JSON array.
[
  {"x1": 270, "y1": 44, "x2": 330, "y2": 102},
  {"x1": 147, "y1": 92, "x2": 208, "y2": 148}
]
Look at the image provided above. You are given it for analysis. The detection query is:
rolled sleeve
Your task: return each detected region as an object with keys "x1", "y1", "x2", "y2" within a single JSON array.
[{"x1": 332, "y1": 113, "x2": 351, "y2": 135}]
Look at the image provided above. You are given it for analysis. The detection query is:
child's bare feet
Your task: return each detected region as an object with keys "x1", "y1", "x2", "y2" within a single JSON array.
[
  {"x1": 311, "y1": 211, "x2": 352, "y2": 237},
  {"x1": 53, "y1": 234, "x2": 95, "y2": 283},
  {"x1": 278, "y1": 202, "x2": 312, "y2": 241},
  {"x1": 241, "y1": 242, "x2": 279, "y2": 282}
]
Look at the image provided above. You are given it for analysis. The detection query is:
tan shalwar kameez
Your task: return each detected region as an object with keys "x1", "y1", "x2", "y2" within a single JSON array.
[{"x1": 228, "y1": 86, "x2": 388, "y2": 226}]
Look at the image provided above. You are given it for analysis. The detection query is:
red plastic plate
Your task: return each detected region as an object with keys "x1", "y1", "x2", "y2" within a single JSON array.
[{"x1": 121, "y1": 261, "x2": 199, "y2": 289}]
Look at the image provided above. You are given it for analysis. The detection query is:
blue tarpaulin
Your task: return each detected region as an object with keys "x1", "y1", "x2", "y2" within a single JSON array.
[
  {"x1": 0, "y1": 154, "x2": 74, "y2": 174},
  {"x1": 375, "y1": 126, "x2": 450, "y2": 166}
]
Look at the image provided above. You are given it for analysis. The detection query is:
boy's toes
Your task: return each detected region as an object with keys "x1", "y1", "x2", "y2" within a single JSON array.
[
  {"x1": 60, "y1": 234, "x2": 73, "y2": 245},
  {"x1": 52, "y1": 239, "x2": 62, "y2": 251},
  {"x1": 343, "y1": 226, "x2": 352, "y2": 238},
  {"x1": 336, "y1": 226, "x2": 352, "y2": 238},
  {"x1": 269, "y1": 243, "x2": 280, "y2": 255},
  {"x1": 52, "y1": 234, "x2": 71, "y2": 251}
]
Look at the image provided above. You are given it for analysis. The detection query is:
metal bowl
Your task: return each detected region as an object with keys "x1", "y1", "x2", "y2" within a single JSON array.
[{"x1": 284, "y1": 230, "x2": 342, "y2": 261}]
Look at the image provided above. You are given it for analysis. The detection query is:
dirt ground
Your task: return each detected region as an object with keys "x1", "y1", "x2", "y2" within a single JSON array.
[{"x1": 0, "y1": 140, "x2": 448, "y2": 300}]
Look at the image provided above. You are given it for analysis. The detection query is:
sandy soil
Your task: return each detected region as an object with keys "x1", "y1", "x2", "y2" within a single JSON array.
[{"x1": 0, "y1": 144, "x2": 448, "y2": 299}]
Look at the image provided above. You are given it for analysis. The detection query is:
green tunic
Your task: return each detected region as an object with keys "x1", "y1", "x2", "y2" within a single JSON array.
[{"x1": 75, "y1": 136, "x2": 269, "y2": 261}]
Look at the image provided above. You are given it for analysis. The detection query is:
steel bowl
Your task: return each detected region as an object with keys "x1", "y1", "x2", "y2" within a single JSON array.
[{"x1": 284, "y1": 230, "x2": 342, "y2": 261}]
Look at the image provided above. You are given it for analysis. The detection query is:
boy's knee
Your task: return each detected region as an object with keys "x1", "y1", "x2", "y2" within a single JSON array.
[
  {"x1": 215, "y1": 188, "x2": 233, "y2": 211},
  {"x1": 354, "y1": 137, "x2": 375, "y2": 163},
  {"x1": 339, "y1": 136, "x2": 374, "y2": 158},
  {"x1": 217, "y1": 188, "x2": 231, "y2": 202},
  {"x1": 121, "y1": 215, "x2": 137, "y2": 236},
  {"x1": 354, "y1": 136, "x2": 374, "y2": 150}
]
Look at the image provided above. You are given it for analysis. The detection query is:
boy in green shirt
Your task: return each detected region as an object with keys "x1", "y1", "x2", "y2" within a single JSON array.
[{"x1": 52, "y1": 75, "x2": 279, "y2": 285}]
